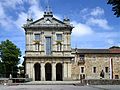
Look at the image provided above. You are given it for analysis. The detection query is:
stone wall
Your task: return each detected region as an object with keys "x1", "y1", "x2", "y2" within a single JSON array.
[
  {"x1": 83, "y1": 79, "x2": 120, "y2": 85},
  {"x1": 71, "y1": 53, "x2": 120, "y2": 80},
  {"x1": 85, "y1": 54, "x2": 120, "y2": 79}
]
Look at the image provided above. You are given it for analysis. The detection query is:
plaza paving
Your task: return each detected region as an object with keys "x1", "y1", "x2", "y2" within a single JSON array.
[{"x1": 0, "y1": 85, "x2": 120, "y2": 90}]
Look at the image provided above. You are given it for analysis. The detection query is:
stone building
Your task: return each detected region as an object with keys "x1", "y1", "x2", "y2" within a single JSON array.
[
  {"x1": 23, "y1": 9, "x2": 120, "y2": 81},
  {"x1": 23, "y1": 9, "x2": 74, "y2": 81},
  {"x1": 72, "y1": 48, "x2": 120, "y2": 80}
]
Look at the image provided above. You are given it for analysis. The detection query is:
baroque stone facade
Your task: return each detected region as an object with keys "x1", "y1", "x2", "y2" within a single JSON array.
[{"x1": 23, "y1": 9, "x2": 120, "y2": 81}]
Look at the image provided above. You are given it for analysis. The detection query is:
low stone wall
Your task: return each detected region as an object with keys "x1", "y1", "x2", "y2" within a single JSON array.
[
  {"x1": 0, "y1": 78, "x2": 9, "y2": 84},
  {"x1": 0, "y1": 78, "x2": 27, "y2": 84},
  {"x1": 83, "y1": 79, "x2": 120, "y2": 85}
]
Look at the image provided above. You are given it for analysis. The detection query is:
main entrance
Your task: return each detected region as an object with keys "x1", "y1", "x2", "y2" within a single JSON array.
[
  {"x1": 45, "y1": 63, "x2": 52, "y2": 81},
  {"x1": 34, "y1": 63, "x2": 41, "y2": 81},
  {"x1": 56, "y1": 63, "x2": 63, "y2": 81}
]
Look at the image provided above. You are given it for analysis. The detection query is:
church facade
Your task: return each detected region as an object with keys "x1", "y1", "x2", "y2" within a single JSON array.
[{"x1": 23, "y1": 10, "x2": 120, "y2": 81}]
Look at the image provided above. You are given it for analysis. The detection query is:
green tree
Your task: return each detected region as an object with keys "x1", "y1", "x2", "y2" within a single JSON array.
[
  {"x1": 109, "y1": 46, "x2": 120, "y2": 49},
  {"x1": 0, "y1": 39, "x2": 21, "y2": 78},
  {"x1": 107, "y1": 0, "x2": 120, "y2": 17},
  {"x1": 0, "y1": 61, "x2": 4, "y2": 77}
]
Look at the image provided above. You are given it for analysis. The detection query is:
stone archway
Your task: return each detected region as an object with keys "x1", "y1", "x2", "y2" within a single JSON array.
[
  {"x1": 56, "y1": 63, "x2": 63, "y2": 81},
  {"x1": 45, "y1": 63, "x2": 52, "y2": 81},
  {"x1": 34, "y1": 63, "x2": 41, "y2": 81}
]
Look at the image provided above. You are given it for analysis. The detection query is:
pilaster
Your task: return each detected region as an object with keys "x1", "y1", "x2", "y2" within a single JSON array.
[
  {"x1": 68, "y1": 62, "x2": 72, "y2": 78},
  {"x1": 41, "y1": 62, "x2": 45, "y2": 81},
  {"x1": 52, "y1": 62, "x2": 56, "y2": 81},
  {"x1": 63, "y1": 62, "x2": 67, "y2": 80}
]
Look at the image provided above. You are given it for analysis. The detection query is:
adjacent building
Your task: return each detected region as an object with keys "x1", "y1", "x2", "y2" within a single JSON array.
[{"x1": 23, "y1": 9, "x2": 120, "y2": 81}]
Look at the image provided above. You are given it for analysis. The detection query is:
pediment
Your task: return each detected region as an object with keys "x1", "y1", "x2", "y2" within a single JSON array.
[{"x1": 28, "y1": 17, "x2": 68, "y2": 27}]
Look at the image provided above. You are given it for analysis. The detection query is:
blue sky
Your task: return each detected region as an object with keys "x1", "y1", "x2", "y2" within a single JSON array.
[{"x1": 0, "y1": 0, "x2": 120, "y2": 64}]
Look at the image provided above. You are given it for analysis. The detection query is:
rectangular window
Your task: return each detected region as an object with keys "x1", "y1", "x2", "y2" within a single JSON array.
[
  {"x1": 35, "y1": 34, "x2": 40, "y2": 41},
  {"x1": 105, "y1": 67, "x2": 108, "y2": 73},
  {"x1": 80, "y1": 74, "x2": 85, "y2": 79},
  {"x1": 56, "y1": 34, "x2": 62, "y2": 41},
  {"x1": 57, "y1": 44, "x2": 62, "y2": 51},
  {"x1": 93, "y1": 55, "x2": 96, "y2": 60},
  {"x1": 35, "y1": 44, "x2": 39, "y2": 51},
  {"x1": 79, "y1": 55, "x2": 85, "y2": 60},
  {"x1": 46, "y1": 37, "x2": 51, "y2": 55},
  {"x1": 115, "y1": 75, "x2": 119, "y2": 79},
  {"x1": 81, "y1": 67, "x2": 84, "y2": 73},
  {"x1": 93, "y1": 67, "x2": 96, "y2": 73}
]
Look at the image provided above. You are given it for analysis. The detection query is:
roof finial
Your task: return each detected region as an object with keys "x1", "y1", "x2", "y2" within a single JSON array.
[
  {"x1": 27, "y1": 11, "x2": 33, "y2": 24},
  {"x1": 75, "y1": 41, "x2": 78, "y2": 54},
  {"x1": 46, "y1": 0, "x2": 50, "y2": 12},
  {"x1": 44, "y1": 0, "x2": 53, "y2": 17},
  {"x1": 63, "y1": 16, "x2": 70, "y2": 24},
  {"x1": 27, "y1": 11, "x2": 33, "y2": 20}
]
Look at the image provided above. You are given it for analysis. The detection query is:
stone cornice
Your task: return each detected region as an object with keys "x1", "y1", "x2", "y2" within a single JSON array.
[
  {"x1": 24, "y1": 55, "x2": 74, "y2": 58},
  {"x1": 23, "y1": 24, "x2": 73, "y2": 30}
]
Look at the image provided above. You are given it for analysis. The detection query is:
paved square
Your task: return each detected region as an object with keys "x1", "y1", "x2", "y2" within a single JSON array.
[{"x1": 0, "y1": 85, "x2": 120, "y2": 90}]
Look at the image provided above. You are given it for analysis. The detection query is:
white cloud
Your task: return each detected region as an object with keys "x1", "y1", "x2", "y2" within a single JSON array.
[
  {"x1": 90, "y1": 7, "x2": 104, "y2": 16},
  {"x1": 0, "y1": 2, "x2": 14, "y2": 30},
  {"x1": 0, "y1": 3, "x2": 5, "y2": 18},
  {"x1": 15, "y1": 12, "x2": 27, "y2": 29},
  {"x1": 80, "y1": 8, "x2": 88, "y2": 13},
  {"x1": 86, "y1": 18, "x2": 112, "y2": 30},
  {"x1": 14, "y1": 0, "x2": 44, "y2": 31},
  {"x1": 72, "y1": 21, "x2": 94, "y2": 36},
  {"x1": 1, "y1": 0, "x2": 24, "y2": 9},
  {"x1": 28, "y1": 4, "x2": 44, "y2": 20},
  {"x1": 107, "y1": 39, "x2": 114, "y2": 45},
  {"x1": 79, "y1": 7, "x2": 112, "y2": 30}
]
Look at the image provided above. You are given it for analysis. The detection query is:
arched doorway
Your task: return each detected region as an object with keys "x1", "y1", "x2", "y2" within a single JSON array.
[
  {"x1": 45, "y1": 63, "x2": 52, "y2": 81},
  {"x1": 34, "y1": 63, "x2": 41, "y2": 81},
  {"x1": 56, "y1": 63, "x2": 63, "y2": 81}
]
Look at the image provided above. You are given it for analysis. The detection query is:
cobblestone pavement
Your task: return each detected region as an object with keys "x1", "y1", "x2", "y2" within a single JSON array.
[{"x1": 0, "y1": 85, "x2": 120, "y2": 90}]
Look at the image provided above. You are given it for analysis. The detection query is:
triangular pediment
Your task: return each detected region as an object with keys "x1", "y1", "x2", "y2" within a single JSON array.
[{"x1": 28, "y1": 17, "x2": 69, "y2": 27}]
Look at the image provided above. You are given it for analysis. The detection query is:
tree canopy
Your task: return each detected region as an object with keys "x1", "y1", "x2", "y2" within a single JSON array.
[
  {"x1": 107, "y1": 0, "x2": 120, "y2": 17},
  {"x1": 109, "y1": 46, "x2": 120, "y2": 49},
  {"x1": 0, "y1": 39, "x2": 21, "y2": 78}
]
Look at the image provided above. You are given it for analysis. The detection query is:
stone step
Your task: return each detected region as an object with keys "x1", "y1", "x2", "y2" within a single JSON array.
[{"x1": 7, "y1": 81, "x2": 81, "y2": 85}]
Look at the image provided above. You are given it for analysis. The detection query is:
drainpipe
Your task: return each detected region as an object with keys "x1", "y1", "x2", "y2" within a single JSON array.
[{"x1": 110, "y1": 58, "x2": 113, "y2": 79}]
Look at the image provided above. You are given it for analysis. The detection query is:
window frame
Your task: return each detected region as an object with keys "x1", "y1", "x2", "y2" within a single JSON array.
[
  {"x1": 105, "y1": 67, "x2": 109, "y2": 73},
  {"x1": 79, "y1": 55, "x2": 85, "y2": 61},
  {"x1": 93, "y1": 67, "x2": 96, "y2": 73},
  {"x1": 81, "y1": 67, "x2": 84, "y2": 73},
  {"x1": 56, "y1": 34, "x2": 62, "y2": 41},
  {"x1": 34, "y1": 34, "x2": 40, "y2": 41}
]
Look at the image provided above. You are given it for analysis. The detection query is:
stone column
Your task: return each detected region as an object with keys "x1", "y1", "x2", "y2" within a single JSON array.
[
  {"x1": 63, "y1": 62, "x2": 67, "y2": 80},
  {"x1": 32, "y1": 63, "x2": 35, "y2": 81},
  {"x1": 68, "y1": 62, "x2": 72, "y2": 80},
  {"x1": 52, "y1": 32, "x2": 56, "y2": 51},
  {"x1": 26, "y1": 62, "x2": 31, "y2": 78},
  {"x1": 30, "y1": 62, "x2": 33, "y2": 79},
  {"x1": 52, "y1": 62, "x2": 56, "y2": 81},
  {"x1": 41, "y1": 62, "x2": 45, "y2": 81},
  {"x1": 41, "y1": 32, "x2": 44, "y2": 51}
]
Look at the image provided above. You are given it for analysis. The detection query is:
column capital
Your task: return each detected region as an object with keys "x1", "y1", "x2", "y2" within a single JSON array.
[
  {"x1": 52, "y1": 61, "x2": 56, "y2": 64},
  {"x1": 41, "y1": 61, "x2": 45, "y2": 63}
]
